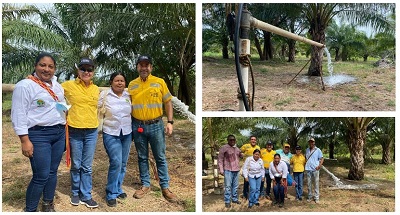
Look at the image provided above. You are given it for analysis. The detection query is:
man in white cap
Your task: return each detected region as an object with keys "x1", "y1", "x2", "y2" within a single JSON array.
[{"x1": 305, "y1": 137, "x2": 324, "y2": 203}]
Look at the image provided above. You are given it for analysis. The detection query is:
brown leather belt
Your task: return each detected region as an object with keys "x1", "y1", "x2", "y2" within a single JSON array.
[{"x1": 133, "y1": 116, "x2": 162, "y2": 125}]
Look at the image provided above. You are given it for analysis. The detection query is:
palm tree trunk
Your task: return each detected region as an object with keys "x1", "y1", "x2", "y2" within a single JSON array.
[
  {"x1": 307, "y1": 14, "x2": 325, "y2": 76},
  {"x1": 254, "y1": 36, "x2": 264, "y2": 61},
  {"x1": 288, "y1": 40, "x2": 296, "y2": 62},
  {"x1": 347, "y1": 128, "x2": 366, "y2": 180},
  {"x1": 381, "y1": 135, "x2": 392, "y2": 164},
  {"x1": 222, "y1": 35, "x2": 229, "y2": 59}
]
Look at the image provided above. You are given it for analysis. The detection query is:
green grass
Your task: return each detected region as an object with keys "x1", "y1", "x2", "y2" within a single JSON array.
[
  {"x1": 384, "y1": 84, "x2": 394, "y2": 92},
  {"x1": 183, "y1": 199, "x2": 196, "y2": 212},
  {"x1": 2, "y1": 178, "x2": 26, "y2": 202},
  {"x1": 387, "y1": 100, "x2": 395, "y2": 107},
  {"x1": 275, "y1": 97, "x2": 293, "y2": 106}
]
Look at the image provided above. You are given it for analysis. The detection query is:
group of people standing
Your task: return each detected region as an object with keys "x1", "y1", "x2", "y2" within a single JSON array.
[
  {"x1": 218, "y1": 135, "x2": 324, "y2": 209},
  {"x1": 11, "y1": 52, "x2": 177, "y2": 212}
]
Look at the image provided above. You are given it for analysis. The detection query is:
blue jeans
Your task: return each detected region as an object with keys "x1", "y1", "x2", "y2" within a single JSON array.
[
  {"x1": 260, "y1": 168, "x2": 272, "y2": 197},
  {"x1": 103, "y1": 131, "x2": 132, "y2": 200},
  {"x1": 26, "y1": 125, "x2": 65, "y2": 212},
  {"x1": 248, "y1": 176, "x2": 262, "y2": 206},
  {"x1": 293, "y1": 172, "x2": 304, "y2": 199},
  {"x1": 223, "y1": 170, "x2": 239, "y2": 203},
  {"x1": 132, "y1": 120, "x2": 170, "y2": 189},
  {"x1": 69, "y1": 127, "x2": 98, "y2": 201},
  {"x1": 273, "y1": 182, "x2": 285, "y2": 203},
  {"x1": 307, "y1": 170, "x2": 320, "y2": 200}
]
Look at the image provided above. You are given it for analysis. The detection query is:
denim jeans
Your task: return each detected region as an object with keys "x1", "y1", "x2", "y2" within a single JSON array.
[
  {"x1": 260, "y1": 168, "x2": 272, "y2": 197},
  {"x1": 307, "y1": 170, "x2": 320, "y2": 200},
  {"x1": 273, "y1": 183, "x2": 285, "y2": 203},
  {"x1": 68, "y1": 127, "x2": 98, "y2": 201},
  {"x1": 248, "y1": 176, "x2": 262, "y2": 207},
  {"x1": 223, "y1": 170, "x2": 239, "y2": 203},
  {"x1": 293, "y1": 172, "x2": 304, "y2": 199},
  {"x1": 25, "y1": 125, "x2": 65, "y2": 212},
  {"x1": 103, "y1": 131, "x2": 132, "y2": 200},
  {"x1": 132, "y1": 120, "x2": 170, "y2": 189}
]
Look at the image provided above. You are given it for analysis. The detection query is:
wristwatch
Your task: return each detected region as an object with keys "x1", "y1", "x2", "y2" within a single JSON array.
[{"x1": 167, "y1": 120, "x2": 174, "y2": 125}]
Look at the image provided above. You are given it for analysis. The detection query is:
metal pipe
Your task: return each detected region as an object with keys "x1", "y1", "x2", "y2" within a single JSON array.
[{"x1": 250, "y1": 17, "x2": 325, "y2": 48}]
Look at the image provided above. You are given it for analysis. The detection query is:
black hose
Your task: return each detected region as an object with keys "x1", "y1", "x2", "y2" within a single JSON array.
[{"x1": 234, "y1": 3, "x2": 250, "y2": 111}]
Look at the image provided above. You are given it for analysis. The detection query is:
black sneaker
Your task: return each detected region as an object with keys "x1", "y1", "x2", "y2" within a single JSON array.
[
  {"x1": 70, "y1": 196, "x2": 80, "y2": 206},
  {"x1": 106, "y1": 199, "x2": 117, "y2": 207},
  {"x1": 225, "y1": 203, "x2": 231, "y2": 208},
  {"x1": 278, "y1": 202, "x2": 284, "y2": 208},
  {"x1": 232, "y1": 200, "x2": 241, "y2": 204},
  {"x1": 80, "y1": 199, "x2": 99, "y2": 208},
  {"x1": 255, "y1": 203, "x2": 260, "y2": 206},
  {"x1": 117, "y1": 193, "x2": 127, "y2": 199},
  {"x1": 42, "y1": 200, "x2": 55, "y2": 212}
]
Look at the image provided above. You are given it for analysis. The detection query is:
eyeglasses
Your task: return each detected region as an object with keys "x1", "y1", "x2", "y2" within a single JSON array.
[
  {"x1": 79, "y1": 67, "x2": 94, "y2": 73},
  {"x1": 228, "y1": 139, "x2": 236, "y2": 141},
  {"x1": 251, "y1": 139, "x2": 256, "y2": 140}
]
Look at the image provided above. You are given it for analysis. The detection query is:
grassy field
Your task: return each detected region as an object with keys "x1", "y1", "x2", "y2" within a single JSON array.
[{"x1": 202, "y1": 54, "x2": 395, "y2": 111}]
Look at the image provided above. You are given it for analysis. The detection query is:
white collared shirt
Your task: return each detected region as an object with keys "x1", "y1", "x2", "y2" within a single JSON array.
[
  {"x1": 98, "y1": 88, "x2": 132, "y2": 136},
  {"x1": 269, "y1": 160, "x2": 288, "y2": 179},
  {"x1": 11, "y1": 75, "x2": 66, "y2": 135},
  {"x1": 242, "y1": 156, "x2": 265, "y2": 179}
]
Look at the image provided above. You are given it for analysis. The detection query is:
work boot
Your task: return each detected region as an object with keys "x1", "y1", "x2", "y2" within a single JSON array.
[
  {"x1": 41, "y1": 200, "x2": 55, "y2": 212},
  {"x1": 162, "y1": 188, "x2": 178, "y2": 203},
  {"x1": 133, "y1": 186, "x2": 151, "y2": 199}
]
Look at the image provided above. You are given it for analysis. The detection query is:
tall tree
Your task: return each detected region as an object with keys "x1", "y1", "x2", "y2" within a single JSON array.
[
  {"x1": 368, "y1": 118, "x2": 395, "y2": 164},
  {"x1": 343, "y1": 117, "x2": 375, "y2": 180},
  {"x1": 301, "y1": 3, "x2": 394, "y2": 76}
]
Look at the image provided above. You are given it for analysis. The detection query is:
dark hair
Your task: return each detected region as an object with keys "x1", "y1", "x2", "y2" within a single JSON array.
[
  {"x1": 35, "y1": 52, "x2": 56, "y2": 66},
  {"x1": 109, "y1": 72, "x2": 127, "y2": 86},
  {"x1": 250, "y1": 135, "x2": 256, "y2": 139},
  {"x1": 227, "y1": 134, "x2": 235, "y2": 140},
  {"x1": 253, "y1": 149, "x2": 261, "y2": 154},
  {"x1": 274, "y1": 153, "x2": 281, "y2": 158}
]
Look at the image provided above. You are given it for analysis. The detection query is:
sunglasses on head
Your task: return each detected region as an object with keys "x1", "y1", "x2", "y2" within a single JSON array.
[{"x1": 79, "y1": 67, "x2": 94, "y2": 72}]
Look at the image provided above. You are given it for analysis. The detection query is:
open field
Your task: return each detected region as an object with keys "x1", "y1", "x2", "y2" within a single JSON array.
[{"x1": 202, "y1": 57, "x2": 395, "y2": 111}]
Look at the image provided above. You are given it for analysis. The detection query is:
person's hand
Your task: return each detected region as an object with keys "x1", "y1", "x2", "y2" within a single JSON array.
[
  {"x1": 273, "y1": 180, "x2": 276, "y2": 186},
  {"x1": 316, "y1": 165, "x2": 322, "y2": 170},
  {"x1": 165, "y1": 123, "x2": 173, "y2": 135},
  {"x1": 21, "y1": 139, "x2": 34, "y2": 158},
  {"x1": 262, "y1": 177, "x2": 265, "y2": 182},
  {"x1": 245, "y1": 177, "x2": 249, "y2": 182},
  {"x1": 220, "y1": 171, "x2": 224, "y2": 176}
]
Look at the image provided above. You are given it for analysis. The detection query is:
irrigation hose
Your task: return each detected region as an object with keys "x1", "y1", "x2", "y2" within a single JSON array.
[{"x1": 234, "y1": 3, "x2": 250, "y2": 111}]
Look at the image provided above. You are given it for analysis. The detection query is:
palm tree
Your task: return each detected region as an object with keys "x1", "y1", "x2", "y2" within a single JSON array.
[
  {"x1": 368, "y1": 118, "x2": 395, "y2": 164},
  {"x1": 342, "y1": 117, "x2": 375, "y2": 180},
  {"x1": 301, "y1": 3, "x2": 394, "y2": 76}
]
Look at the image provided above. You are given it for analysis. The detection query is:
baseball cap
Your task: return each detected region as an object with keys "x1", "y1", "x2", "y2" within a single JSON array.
[
  {"x1": 295, "y1": 145, "x2": 301, "y2": 150},
  {"x1": 78, "y1": 58, "x2": 94, "y2": 67},
  {"x1": 266, "y1": 141, "x2": 273, "y2": 145},
  {"x1": 136, "y1": 55, "x2": 152, "y2": 65},
  {"x1": 309, "y1": 138, "x2": 315, "y2": 142},
  {"x1": 284, "y1": 143, "x2": 290, "y2": 148}
]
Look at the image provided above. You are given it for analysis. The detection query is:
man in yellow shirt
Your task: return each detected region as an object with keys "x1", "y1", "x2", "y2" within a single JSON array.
[
  {"x1": 290, "y1": 145, "x2": 306, "y2": 201},
  {"x1": 260, "y1": 141, "x2": 275, "y2": 199},
  {"x1": 240, "y1": 136, "x2": 259, "y2": 199},
  {"x1": 128, "y1": 55, "x2": 177, "y2": 203}
]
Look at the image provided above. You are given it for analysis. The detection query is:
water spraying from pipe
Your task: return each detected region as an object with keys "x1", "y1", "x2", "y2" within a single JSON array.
[{"x1": 171, "y1": 97, "x2": 195, "y2": 124}]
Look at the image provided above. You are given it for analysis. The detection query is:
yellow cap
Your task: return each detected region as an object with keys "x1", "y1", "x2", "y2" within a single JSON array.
[{"x1": 284, "y1": 143, "x2": 290, "y2": 147}]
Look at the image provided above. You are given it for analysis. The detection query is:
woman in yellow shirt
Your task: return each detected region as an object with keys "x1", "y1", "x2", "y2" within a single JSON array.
[
  {"x1": 290, "y1": 145, "x2": 306, "y2": 201},
  {"x1": 62, "y1": 58, "x2": 100, "y2": 208}
]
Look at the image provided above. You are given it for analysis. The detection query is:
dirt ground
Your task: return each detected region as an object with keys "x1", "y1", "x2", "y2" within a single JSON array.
[
  {"x1": 202, "y1": 57, "x2": 395, "y2": 111},
  {"x1": 2, "y1": 118, "x2": 195, "y2": 212},
  {"x1": 202, "y1": 159, "x2": 395, "y2": 212}
]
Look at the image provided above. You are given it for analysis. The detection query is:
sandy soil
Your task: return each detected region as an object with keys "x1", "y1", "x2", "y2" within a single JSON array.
[
  {"x1": 202, "y1": 57, "x2": 395, "y2": 111},
  {"x1": 2, "y1": 119, "x2": 195, "y2": 212}
]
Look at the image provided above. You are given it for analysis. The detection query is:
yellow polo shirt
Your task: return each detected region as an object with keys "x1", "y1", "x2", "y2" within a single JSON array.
[
  {"x1": 290, "y1": 154, "x2": 306, "y2": 172},
  {"x1": 240, "y1": 143, "x2": 260, "y2": 158},
  {"x1": 260, "y1": 149, "x2": 275, "y2": 168},
  {"x1": 128, "y1": 74, "x2": 172, "y2": 121},
  {"x1": 62, "y1": 79, "x2": 100, "y2": 128}
]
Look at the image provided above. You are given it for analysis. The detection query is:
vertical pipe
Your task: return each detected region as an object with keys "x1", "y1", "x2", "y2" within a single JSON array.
[{"x1": 238, "y1": 3, "x2": 251, "y2": 111}]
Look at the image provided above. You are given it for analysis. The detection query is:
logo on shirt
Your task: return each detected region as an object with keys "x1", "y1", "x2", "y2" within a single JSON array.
[
  {"x1": 36, "y1": 99, "x2": 45, "y2": 107},
  {"x1": 125, "y1": 99, "x2": 130, "y2": 103}
]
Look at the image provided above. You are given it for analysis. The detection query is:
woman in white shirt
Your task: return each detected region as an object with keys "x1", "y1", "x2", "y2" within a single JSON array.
[
  {"x1": 98, "y1": 72, "x2": 132, "y2": 207},
  {"x1": 242, "y1": 149, "x2": 264, "y2": 208},
  {"x1": 11, "y1": 52, "x2": 66, "y2": 212}
]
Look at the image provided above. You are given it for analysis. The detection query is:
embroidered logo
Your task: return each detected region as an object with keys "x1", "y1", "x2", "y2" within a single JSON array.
[
  {"x1": 36, "y1": 99, "x2": 45, "y2": 107},
  {"x1": 126, "y1": 99, "x2": 130, "y2": 103}
]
